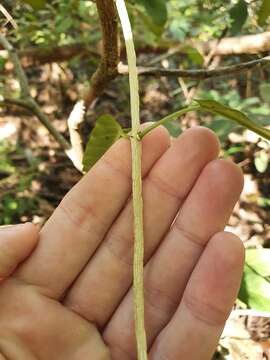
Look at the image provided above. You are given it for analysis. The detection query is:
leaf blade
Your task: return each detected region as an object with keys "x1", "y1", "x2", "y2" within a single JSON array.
[
  {"x1": 196, "y1": 99, "x2": 270, "y2": 141},
  {"x1": 229, "y1": 0, "x2": 248, "y2": 35},
  {"x1": 83, "y1": 115, "x2": 123, "y2": 172},
  {"x1": 21, "y1": 0, "x2": 46, "y2": 10},
  {"x1": 239, "y1": 250, "x2": 270, "y2": 311},
  {"x1": 258, "y1": 0, "x2": 270, "y2": 26},
  {"x1": 136, "y1": 0, "x2": 167, "y2": 29}
]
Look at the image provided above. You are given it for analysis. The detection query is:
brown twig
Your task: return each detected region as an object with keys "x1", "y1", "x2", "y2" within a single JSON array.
[
  {"x1": 2, "y1": 31, "x2": 270, "y2": 71},
  {"x1": 183, "y1": 27, "x2": 228, "y2": 104},
  {"x1": 118, "y1": 56, "x2": 270, "y2": 79},
  {"x1": 83, "y1": 0, "x2": 119, "y2": 110}
]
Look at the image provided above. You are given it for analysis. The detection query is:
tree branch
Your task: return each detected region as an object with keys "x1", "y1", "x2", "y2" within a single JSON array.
[
  {"x1": 1, "y1": 31, "x2": 270, "y2": 72},
  {"x1": 83, "y1": 0, "x2": 119, "y2": 110},
  {"x1": 0, "y1": 34, "x2": 88, "y2": 170},
  {"x1": 0, "y1": 97, "x2": 70, "y2": 150},
  {"x1": 0, "y1": 34, "x2": 30, "y2": 98},
  {"x1": 0, "y1": 34, "x2": 70, "y2": 150},
  {"x1": 118, "y1": 56, "x2": 270, "y2": 79}
]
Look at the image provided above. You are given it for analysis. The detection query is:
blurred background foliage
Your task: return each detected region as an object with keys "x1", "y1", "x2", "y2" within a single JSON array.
[{"x1": 0, "y1": 1, "x2": 270, "y2": 358}]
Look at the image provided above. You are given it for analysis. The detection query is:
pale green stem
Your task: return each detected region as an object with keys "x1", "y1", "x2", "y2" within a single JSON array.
[
  {"x1": 115, "y1": 1, "x2": 147, "y2": 359},
  {"x1": 139, "y1": 103, "x2": 270, "y2": 143},
  {"x1": 139, "y1": 104, "x2": 200, "y2": 139}
]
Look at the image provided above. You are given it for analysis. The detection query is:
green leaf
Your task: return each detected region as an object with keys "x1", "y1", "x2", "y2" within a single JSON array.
[
  {"x1": 258, "y1": 0, "x2": 270, "y2": 26},
  {"x1": 238, "y1": 250, "x2": 270, "y2": 311},
  {"x1": 207, "y1": 118, "x2": 236, "y2": 142},
  {"x1": 0, "y1": 56, "x2": 6, "y2": 72},
  {"x1": 83, "y1": 115, "x2": 123, "y2": 172},
  {"x1": 55, "y1": 16, "x2": 74, "y2": 33},
  {"x1": 21, "y1": 0, "x2": 46, "y2": 10},
  {"x1": 136, "y1": 0, "x2": 167, "y2": 29},
  {"x1": 229, "y1": 0, "x2": 248, "y2": 35},
  {"x1": 259, "y1": 83, "x2": 270, "y2": 103},
  {"x1": 195, "y1": 99, "x2": 270, "y2": 141},
  {"x1": 184, "y1": 46, "x2": 204, "y2": 66},
  {"x1": 254, "y1": 150, "x2": 269, "y2": 173},
  {"x1": 246, "y1": 249, "x2": 270, "y2": 278}
]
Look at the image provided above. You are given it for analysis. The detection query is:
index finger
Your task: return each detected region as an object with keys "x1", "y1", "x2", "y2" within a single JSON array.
[{"x1": 15, "y1": 125, "x2": 170, "y2": 298}]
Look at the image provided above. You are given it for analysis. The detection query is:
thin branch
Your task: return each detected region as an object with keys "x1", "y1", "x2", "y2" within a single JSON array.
[
  {"x1": 0, "y1": 34, "x2": 30, "y2": 97},
  {"x1": 118, "y1": 56, "x2": 270, "y2": 80},
  {"x1": 0, "y1": 98, "x2": 70, "y2": 150},
  {"x1": 83, "y1": 0, "x2": 119, "y2": 110},
  {"x1": 0, "y1": 4, "x2": 17, "y2": 29},
  {"x1": 2, "y1": 31, "x2": 270, "y2": 71},
  {"x1": 0, "y1": 34, "x2": 71, "y2": 151},
  {"x1": 182, "y1": 27, "x2": 228, "y2": 104}
]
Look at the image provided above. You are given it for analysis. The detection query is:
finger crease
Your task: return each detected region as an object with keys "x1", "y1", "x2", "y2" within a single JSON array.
[
  {"x1": 173, "y1": 222, "x2": 205, "y2": 250},
  {"x1": 58, "y1": 200, "x2": 106, "y2": 236},
  {"x1": 147, "y1": 174, "x2": 185, "y2": 202},
  {"x1": 102, "y1": 156, "x2": 132, "y2": 181},
  {"x1": 104, "y1": 235, "x2": 134, "y2": 267},
  {"x1": 183, "y1": 292, "x2": 228, "y2": 327},
  {"x1": 144, "y1": 284, "x2": 179, "y2": 318}
]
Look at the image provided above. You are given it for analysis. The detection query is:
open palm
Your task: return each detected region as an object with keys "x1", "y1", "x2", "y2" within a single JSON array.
[{"x1": 0, "y1": 126, "x2": 244, "y2": 360}]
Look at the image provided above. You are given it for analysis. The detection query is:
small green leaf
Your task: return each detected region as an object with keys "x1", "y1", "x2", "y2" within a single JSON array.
[
  {"x1": 238, "y1": 250, "x2": 270, "y2": 311},
  {"x1": 258, "y1": 0, "x2": 270, "y2": 26},
  {"x1": 136, "y1": 0, "x2": 167, "y2": 29},
  {"x1": 83, "y1": 115, "x2": 123, "y2": 172},
  {"x1": 21, "y1": 0, "x2": 46, "y2": 10},
  {"x1": 184, "y1": 46, "x2": 204, "y2": 66},
  {"x1": 0, "y1": 56, "x2": 6, "y2": 72},
  {"x1": 229, "y1": 0, "x2": 248, "y2": 35},
  {"x1": 196, "y1": 99, "x2": 270, "y2": 141},
  {"x1": 55, "y1": 17, "x2": 74, "y2": 33},
  {"x1": 207, "y1": 118, "x2": 236, "y2": 142},
  {"x1": 255, "y1": 150, "x2": 269, "y2": 173},
  {"x1": 246, "y1": 249, "x2": 270, "y2": 278},
  {"x1": 259, "y1": 83, "x2": 270, "y2": 103}
]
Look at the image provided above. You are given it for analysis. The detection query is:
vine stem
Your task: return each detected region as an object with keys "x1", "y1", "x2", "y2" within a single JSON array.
[
  {"x1": 115, "y1": 1, "x2": 147, "y2": 359},
  {"x1": 138, "y1": 104, "x2": 200, "y2": 139}
]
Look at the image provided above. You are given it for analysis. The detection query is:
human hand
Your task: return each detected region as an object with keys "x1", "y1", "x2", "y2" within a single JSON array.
[{"x1": 0, "y1": 126, "x2": 244, "y2": 359}]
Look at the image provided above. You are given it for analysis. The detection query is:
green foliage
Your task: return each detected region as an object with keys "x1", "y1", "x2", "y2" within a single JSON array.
[
  {"x1": 136, "y1": 0, "x2": 167, "y2": 29},
  {"x1": 196, "y1": 99, "x2": 270, "y2": 141},
  {"x1": 0, "y1": 141, "x2": 16, "y2": 175},
  {"x1": 239, "y1": 249, "x2": 270, "y2": 311},
  {"x1": 83, "y1": 115, "x2": 125, "y2": 172},
  {"x1": 259, "y1": 83, "x2": 270, "y2": 104},
  {"x1": 21, "y1": 0, "x2": 46, "y2": 10},
  {"x1": 258, "y1": 0, "x2": 270, "y2": 26},
  {"x1": 0, "y1": 194, "x2": 39, "y2": 225},
  {"x1": 12, "y1": 1, "x2": 97, "y2": 47},
  {"x1": 229, "y1": 0, "x2": 248, "y2": 35},
  {"x1": 208, "y1": 119, "x2": 236, "y2": 143},
  {"x1": 0, "y1": 138, "x2": 41, "y2": 225},
  {"x1": 184, "y1": 46, "x2": 204, "y2": 66}
]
